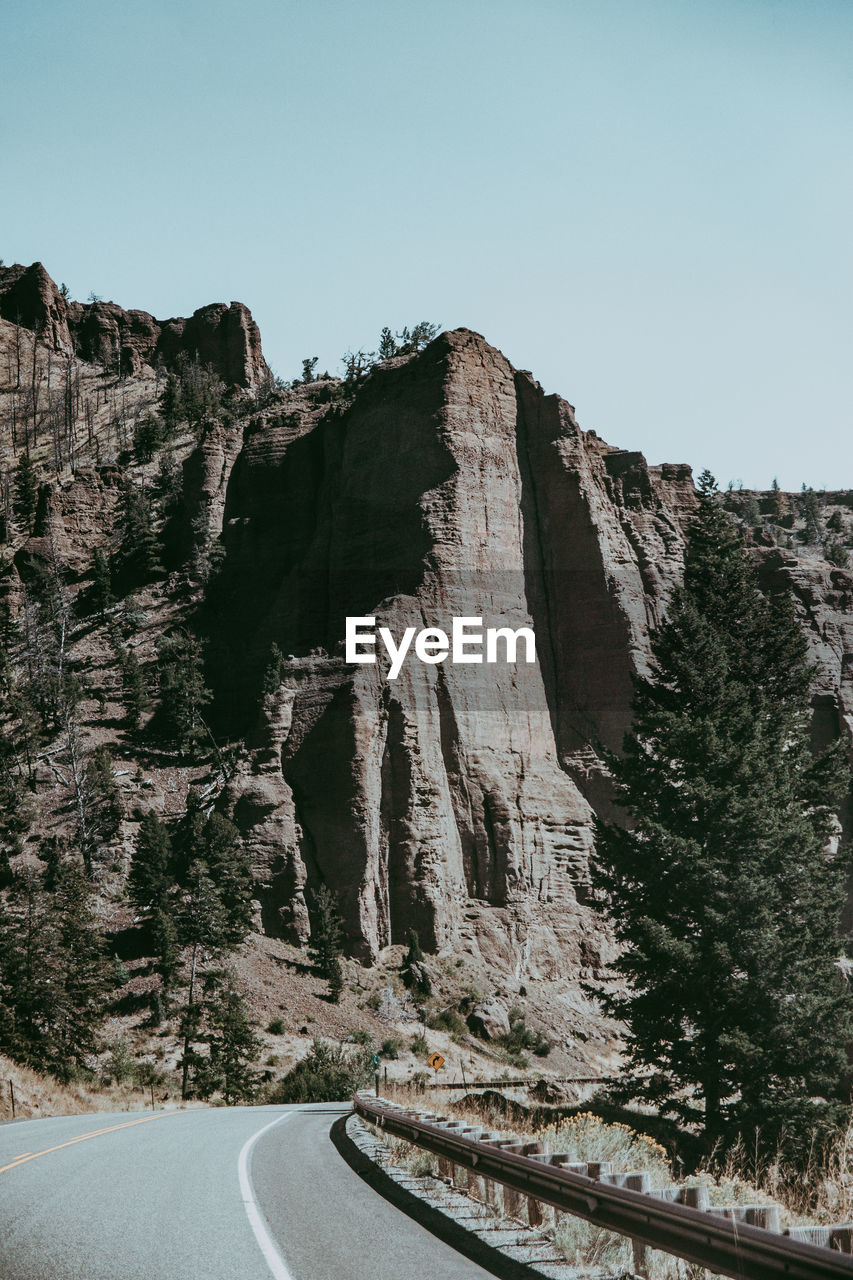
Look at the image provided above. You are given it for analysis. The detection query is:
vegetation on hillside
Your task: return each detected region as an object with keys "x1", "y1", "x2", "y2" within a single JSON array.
[{"x1": 591, "y1": 471, "x2": 852, "y2": 1163}]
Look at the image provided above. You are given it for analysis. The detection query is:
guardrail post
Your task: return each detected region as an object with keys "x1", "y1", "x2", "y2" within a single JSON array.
[
  {"x1": 476, "y1": 1132, "x2": 502, "y2": 1211},
  {"x1": 831, "y1": 1225, "x2": 853, "y2": 1253},
  {"x1": 521, "y1": 1142, "x2": 551, "y2": 1227},
  {"x1": 489, "y1": 1139, "x2": 525, "y2": 1218}
]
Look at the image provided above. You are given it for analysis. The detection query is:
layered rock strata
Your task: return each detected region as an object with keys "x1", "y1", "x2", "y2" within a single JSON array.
[
  {"x1": 0, "y1": 261, "x2": 268, "y2": 387},
  {"x1": 205, "y1": 330, "x2": 700, "y2": 966}
]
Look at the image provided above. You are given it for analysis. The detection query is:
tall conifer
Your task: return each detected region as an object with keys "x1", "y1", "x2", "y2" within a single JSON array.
[{"x1": 591, "y1": 472, "x2": 851, "y2": 1154}]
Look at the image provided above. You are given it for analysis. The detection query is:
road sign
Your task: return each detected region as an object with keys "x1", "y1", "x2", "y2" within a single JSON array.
[
  {"x1": 372, "y1": 1054, "x2": 380, "y2": 1067},
  {"x1": 427, "y1": 1052, "x2": 445, "y2": 1071}
]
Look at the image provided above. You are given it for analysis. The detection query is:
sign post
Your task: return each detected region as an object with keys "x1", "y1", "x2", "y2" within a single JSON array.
[{"x1": 373, "y1": 1052, "x2": 380, "y2": 1096}]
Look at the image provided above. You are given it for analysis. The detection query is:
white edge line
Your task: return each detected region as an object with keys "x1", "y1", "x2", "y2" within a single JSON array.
[{"x1": 238, "y1": 1112, "x2": 296, "y2": 1280}]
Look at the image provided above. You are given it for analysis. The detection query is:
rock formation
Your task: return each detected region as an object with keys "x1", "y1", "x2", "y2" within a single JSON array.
[
  {"x1": 0, "y1": 261, "x2": 269, "y2": 387},
  {"x1": 4, "y1": 280, "x2": 849, "y2": 985},
  {"x1": 193, "y1": 328, "x2": 850, "y2": 970},
  {"x1": 189, "y1": 330, "x2": 694, "y2": 968}
]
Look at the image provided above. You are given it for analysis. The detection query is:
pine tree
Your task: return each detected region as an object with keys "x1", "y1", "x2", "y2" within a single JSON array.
[
  {"x1": 160, "y1": 372, "x2": 184, "y2": 433},
  {"x1": 769, "y1": 477, "x2": 787, "y2": 521},
  {"x1": 262, "y1": 642, "x2": 284, "y2": 695},
  {"x1": 89, "y1": 548, "x2": 114, "y2": 616},
  {"x1": 114, "y1": 481, "x2": 164, "y2": 586},
  {"x1": 590, "y1": 471, "x2": 851, "y2": 1156},
  {"x1": 198, "y1": 813, "x2": 253, "y2": 947},
  {"x1": 121, "y1": 644, "x2": 149, "y2": 730},
  {"x1": 177, "y1": 861, "x2": 230, "y2": 1098},
  {"x1": 0, "y1": 863, "x2": 114, "y2": 1076},
  {"x1": 13, "y1": 453, "x2": 39, "y2": 535},
  {"x1": 129, "y1": 810, "x2": 173, "y2": 916},
  {"x1": 402, "y1": 927, "x2": 431, "y2": 995},
  {"x1": 197, "y1": 974, "x2": 261, "y2": 1103},
  {"x1": 156, "y1": 631, "x2": 212, "y2": 756},
  {"x1": 83, "y1": 745, "x2": 123, "y2": 848},
  {"x1": 51, "y1": 861, "x2": 115, "y2": 1071},
  {"x1": 798, "y1": 485, "x2": 823, "y2": 545},
  {"x1": 308, "y1": 884, "x2": 344, "y2": 1001},
  {"x1": 378, "y1": 327, "x2": 397, "y2": 359}
]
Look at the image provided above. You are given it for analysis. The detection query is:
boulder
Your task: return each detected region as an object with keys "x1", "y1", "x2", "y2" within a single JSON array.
[{"x1": 467, "y1": 997, "x2": 511, "y2": 1041}]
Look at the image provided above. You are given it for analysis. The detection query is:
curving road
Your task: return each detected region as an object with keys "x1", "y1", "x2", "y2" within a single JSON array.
[{"x1": 0, "y1": 1103, "x2": 500, "y2": 1280}]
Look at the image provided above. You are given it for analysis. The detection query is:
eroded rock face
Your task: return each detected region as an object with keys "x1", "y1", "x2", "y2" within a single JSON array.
[
  {"x1": 0, "y1": 261, "x2": 269, "y2": 387},
  {"x1": 207, "y1": 330, "x2": 699, "y2": 969}
]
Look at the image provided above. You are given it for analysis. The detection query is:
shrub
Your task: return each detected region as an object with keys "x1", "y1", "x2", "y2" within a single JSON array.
[
  {"x1": 381, "y1": 1037, "x2": 402, "y2": 1060},
  {"x1": 267, "y1": 1018, "x2": 285, "y2": 1035},
  {"x1": 265, "y1": 1040, "x2": 373, "y2": 1104},
  {"x1": 350, "y1": 1028, "x2": 372, "y2": 1046},
  {"x1": 426, "y1": 1007, "x2": 467, "y2": 1039},
  {"x1": 410, "y1": 1033, "x2": 429, "y2": 1056},
  {"x1": 537, "y1": 1113, "x2": 670, "y2": 1181},
  {"x1": 501, "y1": 1008, "x2": 551, "y2": 1058}
]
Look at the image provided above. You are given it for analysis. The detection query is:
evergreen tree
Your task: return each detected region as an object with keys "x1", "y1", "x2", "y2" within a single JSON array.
[
  {"x1": 196, "y1": 974, "x2": 261, "y2": 1103},
  {"x1": 798, "y1": 485, "x2": 823, "y2": 545},
  {"x1": 160, "y1": 372, "x2": 184, "y2": 433},
  {"x1": 89, "y1": 548, "x2": 114, "y2": 616},
  {"x1": 262, "y1": 642, "x2": 284, "y2": 695},
  {"x1": 118, "y1": 643, "x2": 149, "y2": 730},
  {"x1": 198, "y1": 813, "x2": 253, "y2": 947},
  {"x1": 0, "y1": 864, "x2": 114, "y2": 1076},
  {"x1": 177, "y1": 861, "x2": 230, "y2": 1098},
  {"x1": 156, "y1": 631, "x2": 212, "y2": 755},
  {"x1": 378, "y1": 327, "x2": 397, "y2": 359},
  {"x1": 129, "y1": 810, "x2": 173, "y2": 916},
  {"x1": 133, "y1": 413, "x2": 166, "y2": 463},
  {"x1": 769, "y1": 477, "x2": 787, "y2": 521},
  {"x1": 114, "y1": 481, "x2": 164, "y2": 586},
  {"x1": 83, "y1": 746, "x2": 123, "y2": 849},
  {"x1": 150, "y1": 905, "x2": 180, "y2": 998},
  {"x1": 590, "y1": 471, "x2": 851, "y2": 1156},
  {"x1": 13, "y1": 453, "x2": 39, "y2": 535},
  {"x1": 51, "y1": 861, "x2": 115, "y2": 1070},
  {"x1": 175, "y1": 355, "x2": 223, "y2": 429},
  {"x1": 402, "y1": 927, "x2": 431, "y2": 995},
  {"x1": 308, "y1": 884, "x2": 344, "y2": 1001}
]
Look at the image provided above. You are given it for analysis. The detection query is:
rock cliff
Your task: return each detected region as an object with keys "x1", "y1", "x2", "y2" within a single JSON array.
[
  {"x1": 0, "y1": 261, "x2": 269, "y2": 387},
  {"x1": 191, "y1": 330, "x2": 695, "y2": 967},
  {"x1": 4, "y1": 288, "x2": 850, "y2": 988},
  {"x1": 190, "y1": 328, "x2": 850, "y2": 971}
]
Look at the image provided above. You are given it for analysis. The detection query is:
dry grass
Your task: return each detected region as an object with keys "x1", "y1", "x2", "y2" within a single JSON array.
[{"x1": 0, "y1": 1053, "x2": 162, "y2": 1121}]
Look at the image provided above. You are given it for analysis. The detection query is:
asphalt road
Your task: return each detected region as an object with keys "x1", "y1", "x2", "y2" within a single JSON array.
[{"x1": 0, "y1": 1103, "x2": 499, "y2": 1280}]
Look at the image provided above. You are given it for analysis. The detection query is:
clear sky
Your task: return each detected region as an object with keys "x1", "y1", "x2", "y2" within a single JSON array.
[{"x1": 3, "y1": 0, "x2": 850, "y2": 490}]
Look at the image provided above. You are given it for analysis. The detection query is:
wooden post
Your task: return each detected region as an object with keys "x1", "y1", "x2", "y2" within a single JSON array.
[{"x1": 9, "y1": 1079, "x2": 15, "y2": 1119}]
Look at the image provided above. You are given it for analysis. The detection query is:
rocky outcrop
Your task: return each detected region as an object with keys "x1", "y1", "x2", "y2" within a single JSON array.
[
  {"x1": 202, "y1": 330, "x2": 699, "y2": 967},
  {"x1": 0, "y1": 261, "x2": 269, "y2": 387},
  {"x1": 467, "y1": 996, "x2": 511, "y2": 1040},
  {"x1": 199, "y1": 328, "x2": 851, "y2": 971},
  {"x1": 11, "y1": 289, "x2": 849, "y2": 983},
  {"x1": 0, "y1": 261, "x2": 70, "y2": 351}
]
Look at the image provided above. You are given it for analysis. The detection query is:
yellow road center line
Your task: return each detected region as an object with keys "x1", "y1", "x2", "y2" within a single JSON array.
[{"x1": 0, "y1": 1112, "x2": 173, "y2": 1175}]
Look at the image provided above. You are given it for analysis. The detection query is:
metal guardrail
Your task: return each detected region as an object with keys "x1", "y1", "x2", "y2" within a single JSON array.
[
  {"x1": 426, "y1": 1075, "x2": 620, "y2": 1090},
  {"x1": 354, "y1": 1094, "x2": 853, "y2": 1280}
]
